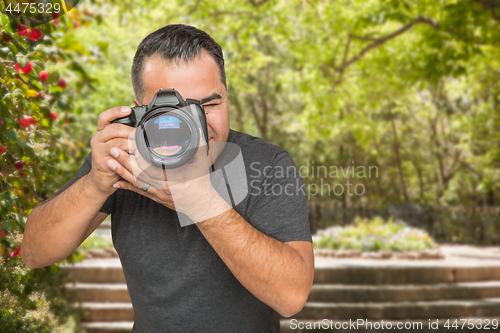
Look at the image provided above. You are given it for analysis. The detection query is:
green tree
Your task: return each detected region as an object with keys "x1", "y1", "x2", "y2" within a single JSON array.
[{"x1": 72, "y1": 0, "x2": 500, "y2": 206}]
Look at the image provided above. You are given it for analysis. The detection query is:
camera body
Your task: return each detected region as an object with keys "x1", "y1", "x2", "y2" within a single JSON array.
[{"x1": 112, "y1": 89, "x2": 209, "y2": 169}]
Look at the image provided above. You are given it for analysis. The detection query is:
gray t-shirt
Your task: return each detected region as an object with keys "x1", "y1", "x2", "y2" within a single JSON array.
[{"x1": 57, "y1": 129, "x2": 311, "y2": 333}]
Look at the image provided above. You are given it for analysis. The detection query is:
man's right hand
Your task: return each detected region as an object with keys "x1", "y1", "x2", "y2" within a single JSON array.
[{"x1": 87, "y1": 106, "x2": 135, "y2": 194}]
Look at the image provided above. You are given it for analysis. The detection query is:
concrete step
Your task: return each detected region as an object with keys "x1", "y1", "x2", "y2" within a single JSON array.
[
  {"x1": 67, "y1": 283, "x2": 131, "y2": 303},
  {"x1": 77, "y1": 297, "x2": 500, "y2": 323},
  {"x1": 83, "y1": 318, "x2": 500, "y2": 333},
  {"x1": 293, "y1": 298, "x2": 500, "y2": 320},
  {"x1": 79, "y1": 302, "x2": 134, "y2": 322},
  {"x1": 98, "y1": 221, "x2": 111, "y2": 230},
  {"x1": 309, "y1": 281, "x2": 500, "y2": 302},
  {"x1": 314, "y1": 260, "x2": 500, "y2": 284},
  {"x1": 62, "y1": 259, "x2": 126, "y2": 283},
  {"x1": 83, "y1": 317, "x2": 500, "y2": 333},
  {"x1": 63, "y1": 258, "x2": 500, "y2": 286},
  {"x1": 280, "y1": 318, "x2": 500, "y2": 333},
  {"x1": 82, "y1": 321, "x2": 133, "y2": 333}
]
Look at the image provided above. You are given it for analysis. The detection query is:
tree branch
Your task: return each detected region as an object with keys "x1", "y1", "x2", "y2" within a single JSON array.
[
  {"x1": 188, "y1": 0, "x2": 203, "y2": 15},
  {"x1": 349, "y1": 33, "x2": 378, "y2": 42},
  {"x1": 248, "y1": 0, "x2": 270, "y2": 7},
  {"x1": 343, "y1": 17, "x2": 439, "y2": 69}
]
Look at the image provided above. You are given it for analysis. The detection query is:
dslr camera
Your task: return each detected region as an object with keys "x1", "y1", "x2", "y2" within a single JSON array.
[{"x1": 112, "y1": 89, "x2": 209, "y2": 169}]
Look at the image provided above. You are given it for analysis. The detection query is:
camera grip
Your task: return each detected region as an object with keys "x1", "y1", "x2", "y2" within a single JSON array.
[{"x1": 111, "y1": 114, "x2": 136, "y2": 127}]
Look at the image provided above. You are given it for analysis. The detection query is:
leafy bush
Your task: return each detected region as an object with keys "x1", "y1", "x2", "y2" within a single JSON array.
[
  {"x1": 0, "y1": 2, "x2": 103, "y2": 331},
  {"x1": 314, "y1": 216, "x2": 437, "y2": 252},
  {"x1": 0, "y1": 248, "x2": 81, "y2": 333}
]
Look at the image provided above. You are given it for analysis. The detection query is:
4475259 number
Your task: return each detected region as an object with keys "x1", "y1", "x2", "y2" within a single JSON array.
[
  {"x1": 444, "y1": 319, "x2": 498, "y2": 330},
  {"x1": 5, "y1": 2, "x2": 61, "y2": 14}
]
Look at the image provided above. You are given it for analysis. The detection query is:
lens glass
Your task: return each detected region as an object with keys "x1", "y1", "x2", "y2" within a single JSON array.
[{"x1": 143, "y1": 114, "x2": 192, "y2": 158}]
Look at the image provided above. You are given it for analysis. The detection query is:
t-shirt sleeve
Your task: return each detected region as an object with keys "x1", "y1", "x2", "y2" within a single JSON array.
[
  {"x1": 245, "y1": 152, "x2": 312, "y2": 243},
  {"x1": 53, "y1": 153, "x2": 116, "y2": 215}
]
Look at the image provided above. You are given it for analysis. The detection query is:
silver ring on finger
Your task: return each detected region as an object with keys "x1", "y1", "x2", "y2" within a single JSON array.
[{"x1": 141, "y1": 182, "x2": 150, "y2": 192}]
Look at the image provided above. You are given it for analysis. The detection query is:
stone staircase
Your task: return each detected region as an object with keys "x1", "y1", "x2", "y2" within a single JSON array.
[{"x1": 63, "y1": 228, "x2": 500, "y2": 332}]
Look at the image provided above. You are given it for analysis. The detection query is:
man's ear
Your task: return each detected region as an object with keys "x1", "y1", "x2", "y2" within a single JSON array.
[{"x1": 134, "y1": 98, "x2": 140, "y2": 106}]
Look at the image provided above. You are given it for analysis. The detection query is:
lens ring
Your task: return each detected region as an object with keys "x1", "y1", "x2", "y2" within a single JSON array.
[{"x1": 135, "y1": 107, "x2": 200, "y2": 169}]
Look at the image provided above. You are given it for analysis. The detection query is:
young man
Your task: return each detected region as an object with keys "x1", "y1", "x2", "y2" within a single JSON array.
[{"x1": 22, "y1": 24, "x2": 313, "y2": 332}]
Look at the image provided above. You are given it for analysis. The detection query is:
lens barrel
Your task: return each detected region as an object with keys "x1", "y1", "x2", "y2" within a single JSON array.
[{"x1": 136, "y1": 106, "x2": 200, "y2": 169}]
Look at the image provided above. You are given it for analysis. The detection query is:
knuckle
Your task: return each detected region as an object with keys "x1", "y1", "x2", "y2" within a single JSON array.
[
  {"x1": 97, "y1": 112, "x2": 106, "y2": 125},
  {"x1": 107, "y1": 124, "x2": 120, "y2": 137}
]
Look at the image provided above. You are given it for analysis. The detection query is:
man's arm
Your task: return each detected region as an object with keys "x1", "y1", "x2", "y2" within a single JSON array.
[
  {"x1": 22, "y1": 106, "x2": 134, "y2": 268},
  {"x1": 196, "y1": 208, "x2": 314, "y2": 318},
  {"x1": 22, "y1": 175, "x2": 109, "y2": 268},
  {"x1": 109, "y1": 145, "x2": 314, "y2": 317}
]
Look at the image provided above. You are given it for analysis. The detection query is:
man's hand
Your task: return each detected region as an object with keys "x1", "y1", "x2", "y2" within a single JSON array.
[
  {"x1": 22, "y1": 106, "x2": 134, "y2": 268},
  {"x1": 87, "y1": 106, "x2": 135, "y2": 194},
  {"x1": 108, "y1": 141, "x2": 231, "y2": 223}
]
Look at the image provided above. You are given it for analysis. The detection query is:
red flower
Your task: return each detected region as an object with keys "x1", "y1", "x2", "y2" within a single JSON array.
[
  {"x1": 37, "y1": 92, "x2": 44, "y2": 98},
  {"x1": 57, "y1": 78, "x2": 67, "y2": 89},
  {"x1": 51, "y1": 12, "x2": 59, "y2": 19},
  {"x1": 0, "y1": 146, "x2": 5, "y2": 154},
  {"x1": 13, "y1": 160, "x2": 25, "y2": 170},
  {"x1": 29, "y1": 28, "x2": 42, "y2": 41},
  {"x1": 2, "y1": 30, "x2": 11, "y2": 42},
  {"x1": 19, "y1": 116, "x2": 32, "y2": 127},
  {"x1": 73, "y1": 21, "x2": 79, "y2": 29},
  {"x1": 10, "y1": 245, "x2": 21, "y2": 258},
  {"x1": 19, "y1": 172, "x2": 26, "y2": 178},
  {"x1": 29, "y1": 117, "x2": 37, "y2": 125},
  {"x1": 15, "y1": 62, "x2": 32, "y2": 74},
  {"x1": 50, "y1": 112, "x2": 58, "y2": 121},
  {"x1": 40, "y1": 70, "x2": 49, "y2": 83},
  {"x1": 17, "y1": 24, "x2": 28, "y2": 36},
  {"x1": 53, "y1": 18, "x2": 60, "y2": 26},
  {"x1": 0, "y1": 231, "x2": 5, "y2": 238}
]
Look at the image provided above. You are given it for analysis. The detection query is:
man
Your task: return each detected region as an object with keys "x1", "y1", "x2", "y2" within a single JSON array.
[{"x1": 22, "y1": 24, "x2": 314, "y2": 332}]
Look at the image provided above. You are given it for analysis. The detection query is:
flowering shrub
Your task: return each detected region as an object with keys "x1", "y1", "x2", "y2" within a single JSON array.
[
  {"x1": 314, "y1": 216, "x2": 437, "y2": 252},
  {"x1": 0, "y1": 2, "x2": 102, "y2": 331},
  {"x1": 0, "y1": 235, "x2": 79, "y2": 333}
]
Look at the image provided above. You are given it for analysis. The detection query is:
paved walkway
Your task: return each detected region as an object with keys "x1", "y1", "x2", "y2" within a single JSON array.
[{"x1": 314, "y1": 244, "x2": 500, "y2": 268}]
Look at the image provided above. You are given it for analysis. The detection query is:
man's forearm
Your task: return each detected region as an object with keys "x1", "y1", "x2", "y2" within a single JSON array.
[
  {"x1": 22, "y1": 174, "x2": 110, "y2": 268},
  {"x1": 196, "y1": 208, "x2": 314, "y2": 317}
]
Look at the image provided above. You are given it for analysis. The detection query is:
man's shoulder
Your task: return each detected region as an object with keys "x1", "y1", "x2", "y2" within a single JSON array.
[{"x1": 227, "y1": 129, "x2": 288, "y2": 164}]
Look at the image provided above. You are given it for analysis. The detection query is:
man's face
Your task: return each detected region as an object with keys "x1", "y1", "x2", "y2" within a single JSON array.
[{"x1": 138, "y1": 51, "x2": 230, "y2": 145}]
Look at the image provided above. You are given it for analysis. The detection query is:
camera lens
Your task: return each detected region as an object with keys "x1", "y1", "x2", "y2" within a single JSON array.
[
  {"x1": 136, "y1": 107, "x2": 200, "y2": 169},
  {"x1": 144, "y1": 114, "x2": 192, "y2": 158}
]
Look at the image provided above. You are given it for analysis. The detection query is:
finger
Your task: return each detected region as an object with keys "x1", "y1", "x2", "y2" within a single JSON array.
[
  {"x1": 132, "y1": 151, "x2": 167, "y2": 180},
  {"x1": 115, "y1": 178, "x2": 155, "y2": 198},
  {"x1": 97, "y1": 106, "x2": 132, "y2": 131},
  {"x1": 109, "y1": 153, "x2": 167, "y2": 190},
  {"x1": 106, "y1": 138, "x2": 136, "y2": 154},
  {"x1": 99, "y1": 124, "x2": 136, "y2": 143},
  {"x1": 106, "y1": 157, "x2": 136, "y2": 185}
]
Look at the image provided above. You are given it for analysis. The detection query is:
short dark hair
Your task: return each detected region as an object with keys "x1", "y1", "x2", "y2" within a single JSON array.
[{"x1": 131, "y1": 24, "x2": 226, "y2": 103}]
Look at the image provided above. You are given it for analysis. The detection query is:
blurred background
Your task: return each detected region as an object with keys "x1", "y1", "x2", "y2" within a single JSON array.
[{"x1": 1, "y1": 0, "x2": 500, "y2": 332}]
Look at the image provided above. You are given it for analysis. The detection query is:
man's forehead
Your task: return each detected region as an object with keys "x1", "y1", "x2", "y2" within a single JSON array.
[{"x1": 141, "y1": 53, "x2": 224, "y2": 102}]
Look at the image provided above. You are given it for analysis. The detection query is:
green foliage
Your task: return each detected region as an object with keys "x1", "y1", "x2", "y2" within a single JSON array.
[
  {"x1": 72, "y1": 0, "x2": 500, "y2": 207},
  {"x1": 0, "y1": 2, "x2": 97, "y2": 247},
  {"x1": 0, "y1": 1, "x2": 104, "y2": 331},
  {"x1": 314, "y1": 216, "x2": 436, "y2": 252},
  {"x1": 0, "y1": 249, "x2": 81, "y2": 333}
]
